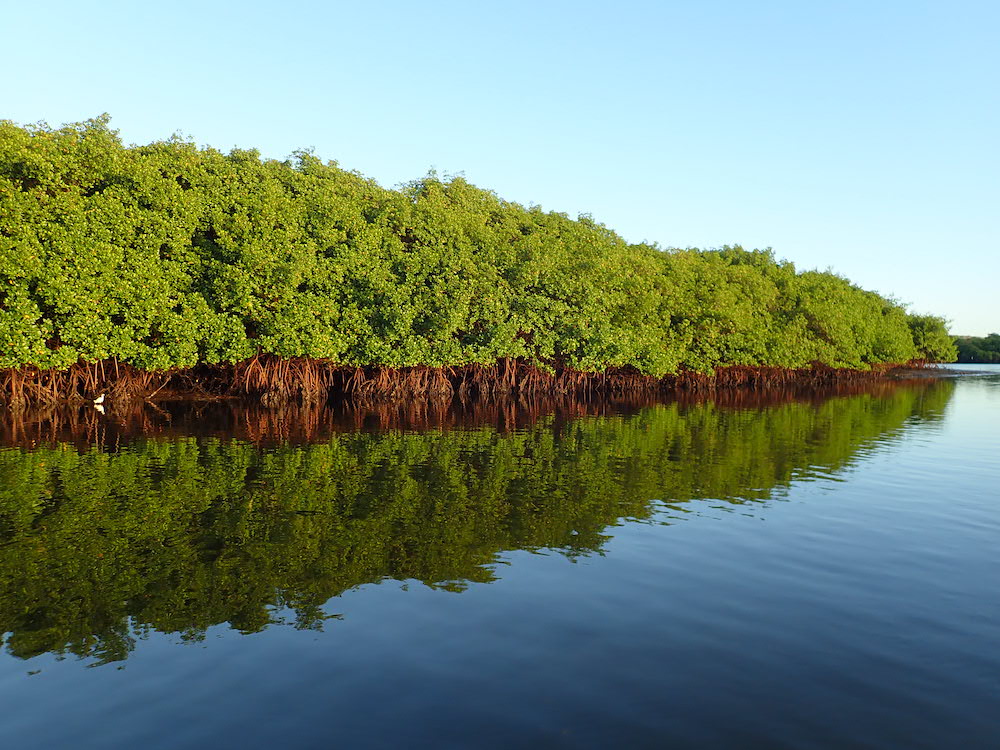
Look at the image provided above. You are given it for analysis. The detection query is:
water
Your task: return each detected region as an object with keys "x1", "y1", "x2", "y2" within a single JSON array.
[{"x1": 1, "y1": 371, "x2": 998, "y2": 749}]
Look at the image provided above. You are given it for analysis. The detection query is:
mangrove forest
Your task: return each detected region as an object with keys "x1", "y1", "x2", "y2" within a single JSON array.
[{"x1": 0, "y1": 117, "x2": 957, "y2": 405}]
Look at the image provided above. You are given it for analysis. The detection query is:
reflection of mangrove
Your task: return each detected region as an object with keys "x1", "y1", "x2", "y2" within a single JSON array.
[
  {"x1": 0, "y1": 377, "x2": 947, "y2": 449},
  {"x1": 0, "y1": 381, "x2": 954, "y2": 664}
]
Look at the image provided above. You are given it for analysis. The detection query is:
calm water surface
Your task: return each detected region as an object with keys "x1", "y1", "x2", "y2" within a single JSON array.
[{"x1": 1, "y1": 371, "x2": 998, "y2": 749}]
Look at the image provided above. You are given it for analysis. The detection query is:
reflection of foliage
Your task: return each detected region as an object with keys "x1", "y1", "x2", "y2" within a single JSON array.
[{"x1": 0, "y1": 382, "x2": 953, "y2": 664}]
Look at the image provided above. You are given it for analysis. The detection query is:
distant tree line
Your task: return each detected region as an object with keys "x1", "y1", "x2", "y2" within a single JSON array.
[
  {"x1": 955, "y1": 334, "x2": 1000, "y2": 363},
  {"x1": 0, "y1": 116, "x2": 957, "y2": 377}
]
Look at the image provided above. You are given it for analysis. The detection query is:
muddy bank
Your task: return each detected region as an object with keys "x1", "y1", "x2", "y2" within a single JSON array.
[{"x1": 886, "y1": 365, "x2": 991, "y2": 379}]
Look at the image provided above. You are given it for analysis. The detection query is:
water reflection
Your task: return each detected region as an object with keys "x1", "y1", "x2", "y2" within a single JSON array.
[{"x1": 0, "y1": 380, "x2": 954, "y2": 664}]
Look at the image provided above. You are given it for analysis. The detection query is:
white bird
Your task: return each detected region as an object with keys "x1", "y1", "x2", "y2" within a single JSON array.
[
  {"x1": 94, "y1": 404, "x2": 105, "y2": 415},
  {"x1": 93, "y1": 393, "x2": 105, "y2": 405}
]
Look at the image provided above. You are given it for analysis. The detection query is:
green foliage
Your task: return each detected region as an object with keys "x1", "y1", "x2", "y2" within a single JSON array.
[
  {"x1": 955, "y1": 333, "x2": 1000, "y2": 363},
  {"x1": 0, "y1": 382, "x2": 954, "y2": 663},
  {"x1": 906, "y1": 314, "x2": 958, "y2": 363},
  {"x1": 0, "y1": 117, "x2": 953, "y2": 372}
]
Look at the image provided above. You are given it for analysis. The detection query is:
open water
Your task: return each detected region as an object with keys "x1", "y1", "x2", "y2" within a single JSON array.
[{"x1": 1, "y1": 367, "x2": 998, "y2": 749}]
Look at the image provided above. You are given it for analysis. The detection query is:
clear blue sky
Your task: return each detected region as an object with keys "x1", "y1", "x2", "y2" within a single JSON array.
[{"x1": 4, "y1": 0, "x2": 997, "y2": 334}]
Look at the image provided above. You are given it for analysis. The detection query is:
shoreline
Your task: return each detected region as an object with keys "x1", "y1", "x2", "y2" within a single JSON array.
[
  {"x1": 0, "y1": 357, "x2": 955, "y2": 409},
  {"x1": 0, "y1": 377, "x2": 954, "y2": 448},
  {"x1": 887, "y1": 365, "x2": 997, "y2": 379}
]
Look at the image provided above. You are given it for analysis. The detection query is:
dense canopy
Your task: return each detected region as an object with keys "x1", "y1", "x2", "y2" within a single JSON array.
[{"x1": 0, "y1": 117, "x2": 957, "y2": 376}]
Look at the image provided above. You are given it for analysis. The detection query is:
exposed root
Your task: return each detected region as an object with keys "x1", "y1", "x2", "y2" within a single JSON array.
[
  {"x1": 0, "y1": 376, "x2": 941, "y2": 449},
  {"x1": 0, "y1": 357, "x2": 933, "y2": 408}
]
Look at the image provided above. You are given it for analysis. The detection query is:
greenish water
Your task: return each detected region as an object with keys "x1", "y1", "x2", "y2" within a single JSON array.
[{"x1": 1, "y1": 371, "x2": 998, "y2": 748}]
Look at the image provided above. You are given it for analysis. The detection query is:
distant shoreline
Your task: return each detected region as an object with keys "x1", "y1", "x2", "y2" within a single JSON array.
[{"x1": 888, "y1": 365, "x2": 998, "y2": 379}]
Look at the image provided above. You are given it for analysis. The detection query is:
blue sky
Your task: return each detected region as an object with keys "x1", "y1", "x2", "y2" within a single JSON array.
[{"x1": 4, "y1": 0, "x2": 997, "y2": 334}]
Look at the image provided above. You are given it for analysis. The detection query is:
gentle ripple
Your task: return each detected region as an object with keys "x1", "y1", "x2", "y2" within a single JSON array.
[{"x1": 0, "y1": 370, "x2": 998, "y2": 749}]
